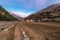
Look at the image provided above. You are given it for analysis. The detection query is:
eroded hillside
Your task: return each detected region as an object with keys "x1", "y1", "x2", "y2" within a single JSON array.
[{"x1": 25, "y1": 3, "x2": 60, "y2": 22}]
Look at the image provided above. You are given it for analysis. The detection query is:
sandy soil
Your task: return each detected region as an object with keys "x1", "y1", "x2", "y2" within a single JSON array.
[{"x1": 0, "y1": 21, "x2": 60, "y2": 40}]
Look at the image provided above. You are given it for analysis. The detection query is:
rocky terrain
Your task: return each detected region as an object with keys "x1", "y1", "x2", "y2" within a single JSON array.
[
  {"x1": 25, "y1": 3, "x2": 60, "y2": 22},
  {"x1": 0, "y1": 21, "x2": 60, "y2": 40},
  {"x1": 9, "y1": 12, "x2": 23, "y2": 21}
]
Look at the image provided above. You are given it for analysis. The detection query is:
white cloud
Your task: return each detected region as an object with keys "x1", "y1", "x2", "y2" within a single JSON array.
[{"x1": 11, "y1": 11, "x2": 32, "y2": 18}]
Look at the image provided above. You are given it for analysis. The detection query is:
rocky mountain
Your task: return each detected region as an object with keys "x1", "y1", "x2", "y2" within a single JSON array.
[
  {"x1": 9, "y1": 12, "x2": 23, "y2": 21},
  {"x1": 0, "y1": 6, "x2": 18, "y2": 21},
  {"x1": 25, "y1": 3, "x2": 60, "y2": 22}
]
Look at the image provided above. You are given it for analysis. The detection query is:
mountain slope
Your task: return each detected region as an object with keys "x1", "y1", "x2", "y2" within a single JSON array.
[
  {"x1": 0, "y1": 6, "x2": 18, "y2": 21},
  {"x1": 9, "y1": 12, "x2": 23, "y2": 21},
  {"x1": 25, "y1": 3, "x2": 60, "y2": 22}
]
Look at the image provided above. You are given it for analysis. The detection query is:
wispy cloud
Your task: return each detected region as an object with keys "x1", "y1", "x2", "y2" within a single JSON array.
[
  {"x1": 0, "y1": 0, "x2": 60, "y2": 17},
  {"x1": 11, "y1": 11, "x2": 32, "y2": 18}
]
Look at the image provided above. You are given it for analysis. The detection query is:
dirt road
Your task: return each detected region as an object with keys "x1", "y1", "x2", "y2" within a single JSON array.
[{"x1": 0, "y1": 22, "x2": 60, "y2": 40}]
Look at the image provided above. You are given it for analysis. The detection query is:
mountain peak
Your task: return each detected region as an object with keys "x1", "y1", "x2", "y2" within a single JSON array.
[{"x1": 25, "y1": 3, "x2": 60, "y2": 22}]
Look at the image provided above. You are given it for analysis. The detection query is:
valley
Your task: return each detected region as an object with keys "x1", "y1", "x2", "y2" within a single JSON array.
[{"x1": 0, "y1": 21, "x2": 60, "y2": 40}]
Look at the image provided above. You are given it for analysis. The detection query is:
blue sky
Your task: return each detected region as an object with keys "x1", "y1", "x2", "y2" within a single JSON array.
[{"x1": 0, "y1": 0, "x2": 60, "y2": 17}]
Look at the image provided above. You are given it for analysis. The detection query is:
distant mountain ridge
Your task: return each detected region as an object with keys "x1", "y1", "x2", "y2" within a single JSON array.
[
  {"x1": 25, "y1": 3, "x2": 60, "y2": 22},
  {"x1": 9, "y1": 12, "x2": 23, "y2": 21}
]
